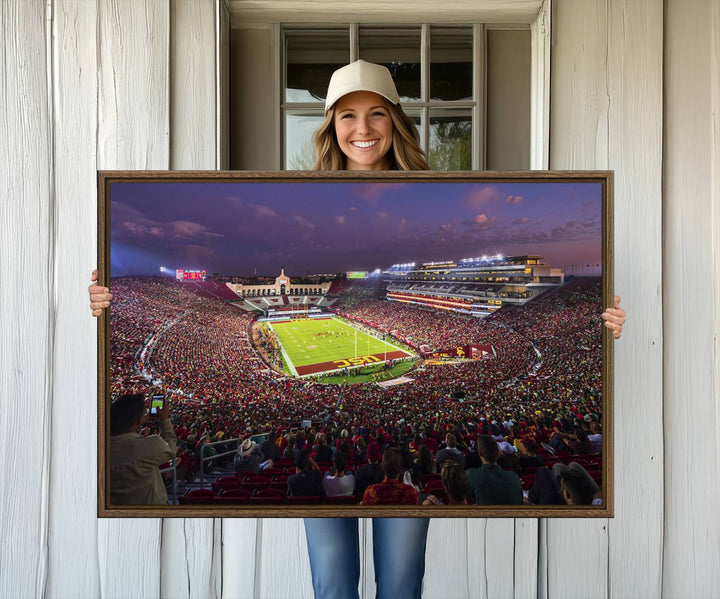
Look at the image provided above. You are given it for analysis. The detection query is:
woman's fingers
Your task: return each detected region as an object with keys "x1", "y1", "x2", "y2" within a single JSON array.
[
  {"x1": 602, "y1": 296, "x2": 625, "y2": 339},
  {"x1": 89, "y1": 270, "x2": 112, "y2": 316}
]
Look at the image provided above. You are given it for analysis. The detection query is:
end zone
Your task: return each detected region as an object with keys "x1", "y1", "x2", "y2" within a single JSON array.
[{"x1": 295, "y1": 350, "x2": 410, "y2": 376}]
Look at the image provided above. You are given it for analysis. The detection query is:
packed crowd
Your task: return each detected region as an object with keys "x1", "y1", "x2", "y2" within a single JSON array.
[{"x1": 109, "y1": 276, "x2": 604, "y2": 487}]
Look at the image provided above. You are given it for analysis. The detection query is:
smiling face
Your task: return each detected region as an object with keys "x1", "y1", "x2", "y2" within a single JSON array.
[{"x1": 333, "y1": 91, "x2": 394, "y2": 170}]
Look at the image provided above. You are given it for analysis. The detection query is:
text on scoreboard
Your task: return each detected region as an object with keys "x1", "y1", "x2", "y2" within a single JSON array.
[{"x1": 176, "y1": 269, "x2": 206, "y2": 281}]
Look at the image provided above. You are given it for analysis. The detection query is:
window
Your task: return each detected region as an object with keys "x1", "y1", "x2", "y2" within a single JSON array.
[
  {"x1": 283, "y1": 25, "x2": 482, "y2": 170},
  {"x1": 229, "y1": 23, "x2": 532, "y2": 171}
]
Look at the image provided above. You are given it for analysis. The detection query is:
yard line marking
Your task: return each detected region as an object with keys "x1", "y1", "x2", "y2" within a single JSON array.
[{"x1": 330, "y1": 317, "x2": 413, "y2": 356}]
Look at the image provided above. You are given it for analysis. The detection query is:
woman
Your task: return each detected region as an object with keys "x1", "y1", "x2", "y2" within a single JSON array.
[
  {"x1": 301, "y1": 60, "x2": 432, "y2": 599},
  {"x1": 89, "y1": 60, "x2": 626, "y2": 598}
]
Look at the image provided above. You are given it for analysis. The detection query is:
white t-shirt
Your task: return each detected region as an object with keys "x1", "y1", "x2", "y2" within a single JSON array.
[{"x1": 322, "y1": 473, "x2": 356, "y2": 497}]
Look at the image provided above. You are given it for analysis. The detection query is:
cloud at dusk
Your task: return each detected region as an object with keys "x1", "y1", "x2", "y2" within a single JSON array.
[
  {"x1": 252, "y1": 204, "x2": 278, "y2": 218},
  {"x1": 473, "y1": 214, "x2": 489, "y2": 225},
  {"x1": 464, "y1": 185, "x2": 500, "y2": 208},
  {"x1": 113, "y1": 202, "x2": 222, "y2": 243},
  {"x1": 293, "y1": 215, "x2": 315, "y2": 229}
]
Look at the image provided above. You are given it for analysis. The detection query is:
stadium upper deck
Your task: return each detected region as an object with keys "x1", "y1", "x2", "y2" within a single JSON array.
[{"x1": 383, "y1": 254, "x2": 564, "y2": 317}]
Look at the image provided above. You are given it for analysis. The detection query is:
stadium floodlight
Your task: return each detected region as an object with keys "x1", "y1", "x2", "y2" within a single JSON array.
[
  {"x1": 496, "y1": 253, "x2": 503, "y2": 260},
  {"x1": 481, "y1": 255, "x2": 488, "y2": 261}
]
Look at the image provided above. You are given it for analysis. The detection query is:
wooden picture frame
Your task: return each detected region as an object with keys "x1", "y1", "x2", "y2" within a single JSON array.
[{"x1": 98, "y1": 170, "x2": 613, "y2": 518}]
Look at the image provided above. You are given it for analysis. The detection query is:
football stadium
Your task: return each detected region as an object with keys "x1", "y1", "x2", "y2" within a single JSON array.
[
  {"x1": 107, "y1": 178, "x2": 607, "y2": 506},
  {"x1": 109, "y1": 253, "x2": 605, "y2": 503}
]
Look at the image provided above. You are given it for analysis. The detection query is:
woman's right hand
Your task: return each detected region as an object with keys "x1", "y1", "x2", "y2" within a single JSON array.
[{"x1": 89, "y1": 269, "x2": 112, "y2": 316}]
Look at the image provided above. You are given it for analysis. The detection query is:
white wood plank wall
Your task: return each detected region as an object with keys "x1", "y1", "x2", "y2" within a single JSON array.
[
  {"x1": 1, "y1": 0, "x2": 718, "y2": 597},
  {"x1": 0, "y1": 1, "x2": 53, "y2": 598},
  {"x1": 663, "y1": 1, "x2": 720, "y2": 597},
  {"x1": 549, "y1": 2, "x2": 664, "y2": 599},
  {"x1": 47, "y1": 0, "x2": 101, "y2": 596}
]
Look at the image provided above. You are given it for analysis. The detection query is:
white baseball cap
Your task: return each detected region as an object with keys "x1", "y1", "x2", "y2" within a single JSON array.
[{"x1": 324, "y1": 60, "x2": 400, "y2": 112}]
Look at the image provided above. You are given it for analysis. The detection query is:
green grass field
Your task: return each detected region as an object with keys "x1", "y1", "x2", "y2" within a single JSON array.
[{"x1": 268, "y1": 317, "x2": 413, "y2": 376}]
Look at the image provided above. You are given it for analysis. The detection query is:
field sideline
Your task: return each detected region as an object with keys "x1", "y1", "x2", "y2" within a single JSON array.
[{"x1": 269, "y1": 317, "x2": 413, "y2": 376}]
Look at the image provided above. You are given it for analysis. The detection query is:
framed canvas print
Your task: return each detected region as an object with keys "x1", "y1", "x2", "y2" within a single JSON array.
[{"x1": 97, "y1": 170, "x2": 614, "y2": 518}]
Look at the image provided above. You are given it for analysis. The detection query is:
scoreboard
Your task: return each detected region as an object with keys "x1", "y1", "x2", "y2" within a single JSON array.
[
  {"x1": 176, "y1": 269, "x2": 206, "y2": 281},
  {"x1": 346, "y1": 271, "x2": 368, "y2": 280}
]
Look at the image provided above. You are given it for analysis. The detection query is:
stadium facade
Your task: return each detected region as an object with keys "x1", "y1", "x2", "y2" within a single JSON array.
[
  {"x1": 226, "y1": 268, "x2": 332, "y2": 298},
  {"x1": 383, "y1": 255, "x2": 564, "y2": 317}
]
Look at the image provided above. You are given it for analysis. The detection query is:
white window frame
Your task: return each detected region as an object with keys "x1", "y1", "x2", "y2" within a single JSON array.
[
  {"x1": 243, "y1": 1, "x2": 551, "y2": 170},
  {"x1": 282, "y1": 23, "x2": 488, "y2": 171}
]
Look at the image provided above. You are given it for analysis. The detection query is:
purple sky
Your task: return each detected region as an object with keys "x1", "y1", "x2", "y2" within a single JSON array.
[{"x1": 110, "y1": 180, "x2": 603, "y2": 277}]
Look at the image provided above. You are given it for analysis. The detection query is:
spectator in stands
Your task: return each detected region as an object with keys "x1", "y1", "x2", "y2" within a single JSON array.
[
  {"x1": 567, "y1": 428, "x2": 597, "y2": 456},
  {"x1": 353, "y1": 436, "x2": 367, "y2": 464},
  {"x1": 558, "y1": 468, "x2": 599, "y2": 505},
  {"x1": 435, "y1": 432, "x2": 466, "y2": 471},
  {"x1": 528, "y1": 466, "x2": 564, "y2": 505},
  {"x1": 496, "y1": 443, "x2": 521, "y2": 474},
  {"x1": 413, "y1": 444, "x2": 435, "y2": 478},
  {"x1": 322, "y1": 451, "x2": 355, "y2": 497},
  {"x1": 518, "y1": 441, "x2": 545, "y2": 470},
  {"x1": 282, "y1": 434, "x2": 297, "y2": 461},
  {"x1": 260, "y1": 431, "x2": 281, "y2": 462},
  {"x1": 110, "y1": 393, "x2": 177, "y2": 505},
  {"x1": 354, "y1": 442, "x2": 384, "y2": 500},
  {"x1": 466, "y1": 435, "x2": 523, "y2": 505},
  {"x1": 288, "y1": 448, "x2": 323, "y2": 498},
  {"x1": 529, "y1": 460, "x2": 601, "y2": 506},
  {"x1": 233, "y1": 438, "x2": 265, "y2": 476},
  {"x1": 313, "y1": 432, "x2": 334, "y2": 463},
  {"x1": 423, "y1": 459, "x2": 469, "y2": 506},
  {"x1": 362, "y1": 447, "x2": 419, "y2": 505},
  {"x1": 587, "y1": 421, "x2": 603, "y2": 453},
  {"x1": 199, "y1": 433, "x2": 216, "y2": 474}
]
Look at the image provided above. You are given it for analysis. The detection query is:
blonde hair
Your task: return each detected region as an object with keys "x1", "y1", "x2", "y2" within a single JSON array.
[{"x1": 312, "y1": 100, "x2": 430, "y2": 171}]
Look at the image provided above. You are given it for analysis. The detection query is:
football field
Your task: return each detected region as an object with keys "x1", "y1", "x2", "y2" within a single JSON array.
[{"x1": 269, "y1": 317, "x2": 413, "y2": 376}]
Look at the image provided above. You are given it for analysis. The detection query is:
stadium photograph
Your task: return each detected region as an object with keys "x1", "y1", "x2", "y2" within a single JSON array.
[{"x1": 102, "y1": 173, "x2": 611, "y2": 513}]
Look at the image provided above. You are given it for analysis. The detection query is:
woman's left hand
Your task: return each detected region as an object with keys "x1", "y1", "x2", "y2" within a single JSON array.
[{"x1": 602, "y1": 295, "x2": 625, "y2": 339}]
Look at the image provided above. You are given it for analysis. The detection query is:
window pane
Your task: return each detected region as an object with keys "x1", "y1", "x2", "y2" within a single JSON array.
[
  {"x1": 359, "y1": 28, "x2": 421, "y2": 102},
  {"x1": 285, "y1": 112, "x2": 324, "y2": 169},
  {"x1": 429, "y1": 109, "x2": 472, "y2": 170},
  {"x1": 486, "y1": 30, "x2": 530, "y2": 169},
  {"x1": 286, "y1": 30, "x2": 349, "y2": 103},
  {"x1": 430, "y1": 27, "x2": 473, "y2": 101},
  {"x1": 402, "y1": 109, "x2": 423, "y2": 148}
]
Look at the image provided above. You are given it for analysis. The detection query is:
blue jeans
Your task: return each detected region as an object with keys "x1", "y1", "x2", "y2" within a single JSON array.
[{"x1": 304, "y1": 517, "x2": 430, "y2": 599}]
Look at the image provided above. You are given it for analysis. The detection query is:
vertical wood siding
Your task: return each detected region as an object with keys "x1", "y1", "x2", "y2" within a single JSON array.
[
  {"x1": 0, "y1": 1, "x2": 53, "y2": 598},
  {"x1": 663, "y1": 1, "x2": 720, "y2": 597},
  {"x1": 1, "y1": 1, "x2": 717, "y2": 597},
  {"x1": 605, "y1": 1, "x2": 664, "y2": 597},
  {"x1": 550, "y1": 2, "x2": 664, "y2": 599},
  {"x1": 47, "y1": 0, "x2": 101, "y2": 597}
]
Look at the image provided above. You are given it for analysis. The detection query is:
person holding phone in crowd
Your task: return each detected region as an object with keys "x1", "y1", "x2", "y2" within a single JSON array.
[
  {"x1": 110, "y1": 393, "x2": 177, "y2": 505},
  {"x1": 89, "y1": 60, "x2": 626, "y2": 598}
]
